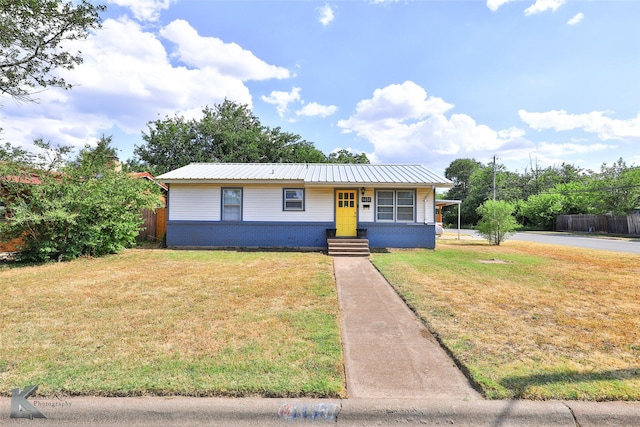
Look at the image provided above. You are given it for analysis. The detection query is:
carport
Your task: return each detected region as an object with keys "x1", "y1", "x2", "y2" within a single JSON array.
[{"x1": 436, "y1": 199, "x2": 462, "y2": 240}]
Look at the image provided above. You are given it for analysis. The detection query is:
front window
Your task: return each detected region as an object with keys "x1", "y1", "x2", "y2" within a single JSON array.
[
  {"x1": 284, "y1": 188, "x2": 304, "y2": 211},
  {"x1": 376, "y1": 190, "x2": 415, "y2": 222},
  {"x1": 222, "y1": 188, "x2": 242, "y2": 221}
]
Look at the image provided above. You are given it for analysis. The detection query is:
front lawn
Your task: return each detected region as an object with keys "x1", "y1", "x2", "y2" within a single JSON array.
[
  {"x1": 0, "y1": 250, "x2": 344, "y2": 397},
  {"x1": 371, "y1": 237, "x2": 640, "y2": 401}
]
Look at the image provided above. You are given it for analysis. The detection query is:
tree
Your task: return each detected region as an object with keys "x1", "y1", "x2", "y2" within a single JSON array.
[
  {"x1": 476, "y1": 200, "x2": 519, "y2": 245},
  {"x1": 442, "y1": 158, "x2": 482, "y2": 227},
  {"x1": 444, "y1": 158, "x2": 482, "y2": 200},
  {"x1": 0, "y1": 139, "x2": 162, "y2": 262},
  {"x1": 457, "y1": 165, "x2": 496, "y2": 226},
  {"x1": 135, "y1": 100, "x2": 328, "y2": 175},
  {"x1": 328, "y1": 149, "x2": 369, "y2": 164},
  {"x1": 520, "y1": 193, "x2": 566, "y2": 230},
  {"x1": 591, "y1": 158, "x2": 640, "y2": 215},
  {"x1": 0, "y1": 0, "x2": 105, "y2": 101},
  {"x1": 1, "y1": 141, "x2": 33, "y2": 164},
  {"x1": 68, "y1": 134, "x2": 118, "y2": 174}
]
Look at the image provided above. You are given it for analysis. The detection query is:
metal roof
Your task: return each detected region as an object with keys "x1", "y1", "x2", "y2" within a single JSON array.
[{"x1": 156, "y1": 163, "x2": 453, "y2": 187}]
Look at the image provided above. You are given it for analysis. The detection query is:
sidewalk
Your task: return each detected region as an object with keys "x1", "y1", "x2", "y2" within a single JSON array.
[{"x1": 333, "y1": 256, "x2": 480, "y2": 400}]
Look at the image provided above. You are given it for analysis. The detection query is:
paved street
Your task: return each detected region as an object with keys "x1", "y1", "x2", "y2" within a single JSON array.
[{"x1": 453, "y1": 229, "x2": 640, "y2": 254}]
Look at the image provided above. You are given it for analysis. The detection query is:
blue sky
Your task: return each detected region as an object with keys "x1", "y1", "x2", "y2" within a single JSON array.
[{"x1": 1, "y1": 0, "x2": 639, "y2": 176}]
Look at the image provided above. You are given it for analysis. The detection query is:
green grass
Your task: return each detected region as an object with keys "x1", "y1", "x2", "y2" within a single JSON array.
[
  {"x1": 0, "y1": 249, "x2": 344, "y2": 398},
  {"x1": 371, "y1": 239, "x2": 640, "y2": 401},
  {"x1": 4, "y1": 239, "x2": 638, "y2": 401}
]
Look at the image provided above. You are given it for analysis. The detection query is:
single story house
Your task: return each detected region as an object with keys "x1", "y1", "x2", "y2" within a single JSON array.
[{"x1": 156, "y1": 163, "x2": 453, "y2": 250}]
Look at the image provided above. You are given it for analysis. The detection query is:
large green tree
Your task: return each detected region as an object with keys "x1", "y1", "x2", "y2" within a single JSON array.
[
  {"x1": 442, "y1": 158, "x2": 482, "y2": 226},
  {"x1": 444, "y1": 158, "x2": 481, "y2": 200},
  {"x1": 0, "y1": 0, "x2": 105, "y2": 101},
  {"x1": 0, "y1": 138, "x2": 162, "y2": 262},
  {"x1": 135, "y1": 100, "x2": 328, "y2": 175}
]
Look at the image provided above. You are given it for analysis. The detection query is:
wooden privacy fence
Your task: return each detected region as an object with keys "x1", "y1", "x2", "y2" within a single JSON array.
[
  {"x1": 138, "y1": 208, "x2": 167, "y2": 241},
  {"x1": 556, "y1": 214, "x2": 640, "y2": 235}
]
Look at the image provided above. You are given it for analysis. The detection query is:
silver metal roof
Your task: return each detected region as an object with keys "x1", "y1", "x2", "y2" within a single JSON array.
[{"x1": 156, "y1": 163, "x2": 452, "y2": 187}]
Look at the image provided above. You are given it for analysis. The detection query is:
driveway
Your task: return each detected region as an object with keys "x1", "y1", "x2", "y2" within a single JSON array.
[{"x1": 455, "y1": 229, "x2": 640, "y2": 254}]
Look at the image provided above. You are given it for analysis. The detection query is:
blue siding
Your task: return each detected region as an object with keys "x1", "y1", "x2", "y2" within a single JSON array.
[
  {"x1": 166, "y1": 221, "x2": 333, "y2": 248},
  {"x1": 361, "y1": 222, "x2": 436, "y2": 249},
  {"x1": 166, "y1": 221, "x2": 436, "y2": 249}
]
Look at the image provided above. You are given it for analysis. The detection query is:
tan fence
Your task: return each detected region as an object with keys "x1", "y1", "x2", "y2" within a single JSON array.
[
  {"x1": 556, "y1": 214, "x2": 640, "y2": 235},
  {"x1": 138, "y1": 208, "x2": 167, "y2": 241}
]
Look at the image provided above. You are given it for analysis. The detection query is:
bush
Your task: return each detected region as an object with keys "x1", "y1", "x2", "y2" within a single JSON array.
[
  {"x1": 476, "y1": 200, "x2": 519, "y2": 245},
  {"x1": 0, "y1": 139, "x2": 162, "y2": 262}
]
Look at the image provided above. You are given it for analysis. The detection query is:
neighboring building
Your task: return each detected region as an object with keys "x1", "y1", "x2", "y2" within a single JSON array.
[{"x1": 156, "y1": 163, "x2": 453, "y2": 250}]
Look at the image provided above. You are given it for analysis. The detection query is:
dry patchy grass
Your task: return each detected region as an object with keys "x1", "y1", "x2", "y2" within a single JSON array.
[
  {"x1": 0, "y1": 249, "x2": 344, "y2": 398},
  {"x1": 371, "y1": 239, "x2": 640, "y2": 401}
]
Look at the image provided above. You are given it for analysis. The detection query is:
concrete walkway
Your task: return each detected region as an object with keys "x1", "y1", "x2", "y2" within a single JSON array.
[{"x1": 333, "y1": 256, "x2": 481, "y2": 400}]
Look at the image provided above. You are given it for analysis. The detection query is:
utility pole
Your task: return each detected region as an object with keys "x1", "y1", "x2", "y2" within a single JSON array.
[{"x1": 492, "y1": 155, "x2": 497, "y2": 201}]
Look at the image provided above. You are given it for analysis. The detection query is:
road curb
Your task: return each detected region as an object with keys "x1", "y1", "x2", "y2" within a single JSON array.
[
  {"x1": 2, "y1": 397, "x2": 639, "y2": 426},
  {"x1": 340, "y1": 398, "x2": 574, "y2": 426}
]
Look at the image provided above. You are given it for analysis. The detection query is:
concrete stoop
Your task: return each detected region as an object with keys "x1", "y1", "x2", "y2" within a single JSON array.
[{"x1": 327, "y1": 238, "x2": 370, "y2": 257}]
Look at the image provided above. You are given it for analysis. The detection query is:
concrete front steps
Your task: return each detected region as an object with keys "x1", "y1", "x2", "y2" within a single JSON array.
[{"x1": 327, "y1": 238, "x2": 370, "y2": 257}]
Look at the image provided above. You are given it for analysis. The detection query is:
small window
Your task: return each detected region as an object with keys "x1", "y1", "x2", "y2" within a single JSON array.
[
  {"x1": 222, "y1": 188, "x2": 242, "y2": 221},
  {"x1": 284, "y1": 189, "x2": 304, "y2": 211}
]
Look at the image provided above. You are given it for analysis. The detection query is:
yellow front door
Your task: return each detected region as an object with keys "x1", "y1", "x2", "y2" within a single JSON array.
[{"x1": 336, "y1": 190, "x2": 357, "y2": 237}]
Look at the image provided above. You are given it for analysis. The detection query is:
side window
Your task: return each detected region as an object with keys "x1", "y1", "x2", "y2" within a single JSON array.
[
  {"x1": 284, "y1": 189, "x2": 304, "y2": 211},
  {"x1": 222, "y1": 188, "x2": 242, "y2": 221}
]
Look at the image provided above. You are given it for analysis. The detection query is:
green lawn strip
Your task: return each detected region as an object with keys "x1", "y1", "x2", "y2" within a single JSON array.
[
  {"x1": 0, "y1": 250, "x2": 344, "y2": 397},
  {"x1": 371, "y1": 243, "x2": 640, "y2": 401}
]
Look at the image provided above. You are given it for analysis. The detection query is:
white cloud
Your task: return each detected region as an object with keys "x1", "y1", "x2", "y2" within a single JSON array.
[
  {"x1": 486, "y1": 0, "x2": 518, "y2": 12},
  {"x1": 488, "y1": 0, "x2": 568, "y2": 16},
  {"x1": 160, "y1": 20, "x2": 290, "y2": 81},
  {"x1": 341, "y1": 81, "x2": 453, "y2": 123},
  {"x1": 567, "y1": 13, "x2": 584, "y2": 25},
  {"x1": 262, "y1": 88, "x2": 337, "y2": 119},
  {"x1": 536, "y1": 141, "x2": 610, "y2": 157},
  {"x1": 297, "y1": 102, "x2": 338, "y2": 118},
  {"x1": 337, "y1": 81, "x2": 517, "y2": 162},
  {"x1": 0, "y1": 16, "x2": 291, "y2": 154},
  {"x1": 317, "y1": 4, "x2": 335, "y2": 26},
  {"x1": 519, "y1": 110, "x2": 640, "y2": 142},
  {"x1": 107, "y1": 0, "x2": 174, "y2": 22},
  {"x1": 525, "y1": 141, "x2": 612, "y2": 168},
  {"x1": 261, "y1": 88, "x2": 302, "y2": 117},
  {"x1": 524, "y1": 0, "x2": 566, "y2": 16}
]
